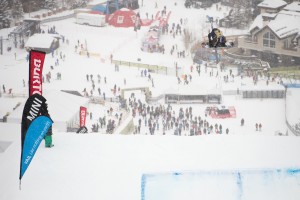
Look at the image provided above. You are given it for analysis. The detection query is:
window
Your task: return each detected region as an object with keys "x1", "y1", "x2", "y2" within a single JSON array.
[
  {"x1": 117, "y1": 16, "x2": 124, "y2": 24},
  {"x1": 263, "y1": 32, "x2": 275, "y2": 48},
  {"x1": 283, "y1": 39, "x2": 289, "y2": 49}
]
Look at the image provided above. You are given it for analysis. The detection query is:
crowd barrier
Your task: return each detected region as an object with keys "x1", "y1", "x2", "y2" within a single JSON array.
[
  {"x1": 242, "y1": 90, "x2": 285, "y2": 98},
  {"x1": 112, "y1": 59, "x2": 179, "y2": 77}
]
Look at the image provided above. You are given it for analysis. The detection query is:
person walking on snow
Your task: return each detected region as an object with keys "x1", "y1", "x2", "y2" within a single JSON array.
[
  {"x1": 44, "y1": 106, "x2": 54, "y2": 148},
  {"x1": 226, "y1": 128, "x2": 229, "y2": 134},
  {"x1": 241, "y1": 118, "x2": 244, "y2": 126},
  {"x1": 97, "y1": 74, "x2": 101, "y2": 83},
  {"x1": 44, "y1": 127, "x2": 54, "y2": 148},
  {"x1": 259, "y1": 123, "x2": 262, "y2": 131}
]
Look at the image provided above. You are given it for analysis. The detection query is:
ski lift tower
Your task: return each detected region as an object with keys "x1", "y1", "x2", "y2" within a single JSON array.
[
  {"x1": 0, "y1": 36, "x2": 4, "y2": 55},
  {"x1": 9, "y1": 18, "x2": 41, "y2": 48}
]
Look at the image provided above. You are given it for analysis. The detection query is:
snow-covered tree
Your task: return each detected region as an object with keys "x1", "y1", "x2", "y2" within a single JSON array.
[
  {"x1": 63, "y1": 0, "x2": 77, "y2": 8},
  {"x1": 252, "y1": 0, "x2": 263, "y2": 17},
  {"x1": 11, "y1": 0, "x2": 24, "y2": 20},
  {"x1": 44, "y1": 0, "x2": 57, "y2": 10},
  {"x1": 0, "y1": 0, "x2": 11, "y2": 29},
  {"x1": 22, "y1": 0, "x2": 41, "y2": 13},
  {"x1": 228, "y1": 0, "x2": 254, "y2": 28}
]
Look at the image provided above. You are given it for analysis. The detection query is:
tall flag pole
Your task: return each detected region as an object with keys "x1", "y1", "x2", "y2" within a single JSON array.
[{"x1": 19, "y1": 50, "x2": 53, "y2": 189}]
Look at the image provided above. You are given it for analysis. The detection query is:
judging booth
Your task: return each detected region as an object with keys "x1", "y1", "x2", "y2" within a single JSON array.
[{"x1": 164, "y1": 85, "x2": 222, "y2": 104}]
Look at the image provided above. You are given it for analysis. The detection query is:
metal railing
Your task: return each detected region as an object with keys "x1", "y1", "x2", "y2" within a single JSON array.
[
  {"x1": 89, "y1": 96, "x2": 120, "y2": 104},
  {"x1": 0, "y1": 92, "x2": 27, "y2": 98},
  {"x1": 244, "y1": 38, "x2": 258, "y2": 44},
  {"x1": 112, "y1": 59, "x2": 179, "y2": 77},
  {"x1": 147, "y1": 94, "x2": 165, "y2": 104},
  {"x1": 286, "y1": 120, "x2": 300, "y2": 136},
  {"x1": 282, "y1": 46, "x2": 297, "y2": 52},
  {"x1": 225, "y1": 49, "x2": 261, "y2": 62}
]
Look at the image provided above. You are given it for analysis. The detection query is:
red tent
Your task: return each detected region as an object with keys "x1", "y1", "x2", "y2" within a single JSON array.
[{"x1": 108, "y1": 8, "x2": 137, "y2": 27}]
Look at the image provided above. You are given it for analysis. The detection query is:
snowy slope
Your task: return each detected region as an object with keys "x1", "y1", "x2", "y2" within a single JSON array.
[
  {"x1": 1, "y1": 126, "x2": 300, "y2": 200},
  {"x1": 0, "y1": 0, "x2": 300, "y2": 199}
]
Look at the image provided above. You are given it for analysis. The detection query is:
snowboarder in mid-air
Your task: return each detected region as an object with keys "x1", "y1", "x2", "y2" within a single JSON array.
[{"x1": 208, "y1": 28, "x2": 227, "y2": 48}]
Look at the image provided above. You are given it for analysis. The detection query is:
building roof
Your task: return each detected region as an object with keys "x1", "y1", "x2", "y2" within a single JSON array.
[
  {"x1": 283, "y1": 1, "x2": 300, "y2": 12},
  {"x1": 279, "y1": 9, "x2": 300, "y2": 18},
  {"x1": 268, "y1": 12, "x2": 300, "y2": 39},
  {"x1": 249, "y1": 14, "x2": 264, "y2": 32},
  {"x1": 25, "y1": 34, "x2": 58, "y2": 49},
  {"x1": 250, "y1": 2, "x2": 300, "y2": 39},
  {"x1": 258, "y1": 0, "x2": 287, "y2": 9},
  {"x1": 262, "y1": 13, "x2": 277, "y2": 18}
]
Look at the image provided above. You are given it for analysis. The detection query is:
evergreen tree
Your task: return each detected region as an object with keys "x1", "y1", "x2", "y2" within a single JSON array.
[
  {"x1": 64, "y1": 0, "x2": 77, "y2": 8},
  {"x1": 22, "y1": 0, "x2": 39, "y2": 13},
  {"x1": 0, "y1": 0, "x2": 11, "y2": 28},
  {"x1": 36, "y1": 0, "x2": 46, "y2": 10},
  {"x1": 230, "y1": 0, "x2": 253, "y2": 28},
  {"x1": 252, "y1": 0, "x2": 264, "y2": 17},
  {"x1": 11, "y1": 0, "x2": 24, "y2": 20},
  {"x1": 44, "y1": 0, "x2": 57, "y2": 10}
]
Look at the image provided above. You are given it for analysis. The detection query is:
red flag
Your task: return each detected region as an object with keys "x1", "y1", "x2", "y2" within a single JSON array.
[
  {"x1": 29, "y1": 50, "x2": 46, "y2": 96},
  {"x1": 79, "y1": 106, "x2": 87, "y2": 127}
]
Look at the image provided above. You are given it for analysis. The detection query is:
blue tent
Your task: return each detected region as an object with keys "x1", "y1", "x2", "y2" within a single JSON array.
[
  {"x1": 91, "y1": 0, "x2": 139, "y2": 15},
  {"x1": 91, "y1": 4, "x2": 108, "y2": 14}
]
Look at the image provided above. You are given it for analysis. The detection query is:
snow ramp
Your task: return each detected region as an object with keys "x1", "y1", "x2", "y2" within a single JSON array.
[
  {"x1": 285, "y1": 84, "x2": 300, "y2": 136},
  {"x1": 141, "y1": 169, "x2": 300, "y2": 200}
]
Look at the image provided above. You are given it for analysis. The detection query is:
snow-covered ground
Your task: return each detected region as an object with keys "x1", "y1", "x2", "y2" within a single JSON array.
[
  {"x1": 1, "y1": 0, "x2": 300, "y2": 199},
  {"x1": 1, "y1": 125, "x2": 300, "y2": 200}
]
